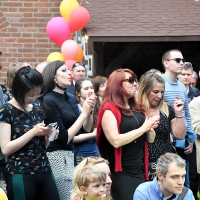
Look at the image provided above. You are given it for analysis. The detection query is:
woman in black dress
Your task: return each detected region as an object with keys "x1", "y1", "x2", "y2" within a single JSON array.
[
  {"x1": 96, "y1": 69, "x2": 159, "y2": 200},
  {"x1": 137, "y1": 73, "x2": 186, "y2": 171}
]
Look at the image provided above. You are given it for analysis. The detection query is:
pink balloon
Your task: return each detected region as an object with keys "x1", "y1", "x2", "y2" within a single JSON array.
[
  {"x1": 69, "y1": 6, "x2": 90, "y2": 31},
  {"x1": 46, "y1": 17, "x2": 71, "y2": 46},
  {"x1": 61, "y1": 40, "x2": 78, "y2": 60},
  {"x1": 65, "y1": 60, "x2": 76, "y2": 71}
]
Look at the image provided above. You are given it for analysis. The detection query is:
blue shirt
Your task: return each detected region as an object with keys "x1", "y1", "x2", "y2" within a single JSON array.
[
  {"x1": 161, "y1": 74, "x2": 196, "y2": 147},
  {"x1": 133, "y1": 177, "x2": 195, "y2": 200}
]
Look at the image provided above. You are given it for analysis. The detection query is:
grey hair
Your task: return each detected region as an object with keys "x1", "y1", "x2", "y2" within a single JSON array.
[
  {"x1": 183, "y1": 62, "x2": 193, "y2": 71},
  {"x1": 156, "y1": 153, "x2": 186, "y2": 177},
  {"x1": 192, "y1": 71, "x2": 198, "y2": 79}
]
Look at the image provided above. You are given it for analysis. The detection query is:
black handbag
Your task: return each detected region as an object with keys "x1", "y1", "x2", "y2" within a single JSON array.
[{"x1": 148, "y1": 162, "x2": 157, "y2": 180}]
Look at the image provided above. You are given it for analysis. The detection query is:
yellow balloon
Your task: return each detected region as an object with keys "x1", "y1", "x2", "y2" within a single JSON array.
[
  {"x1": 60, "y1": 0, "x2": 79, "y2": 21},
  {"x1": 47, "y1": 52, "x2": 65, "y2": 62},
  {"x1": 0, "y1": 188, "x2": 8, "y2": 200}
]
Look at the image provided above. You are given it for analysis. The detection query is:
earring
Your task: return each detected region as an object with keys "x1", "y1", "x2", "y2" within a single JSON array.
[{"x1": 54, "y1": 79, "x2": 57, "y2": 84}]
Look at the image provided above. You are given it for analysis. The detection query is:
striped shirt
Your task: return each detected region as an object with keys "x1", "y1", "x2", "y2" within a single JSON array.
[{"x1": 162, "y1": 74, "x2": 192, "y2": 132}]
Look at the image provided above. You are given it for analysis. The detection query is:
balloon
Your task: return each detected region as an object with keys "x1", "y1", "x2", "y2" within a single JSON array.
[
  {"x1": 60, "y1": 0, "x2": 79, "y2": 21},
  {"x1": 69, "y1": 6, "x2": 90, "y2": 31},
  {"x1": 0, "y1": 188, "x2": 8, "y2": 200},
  {"x1": 74, "y1": 45, "x2": 84, "y2": 62},
  {"x1": 65, "y1": 60, "x2": 76, "y2": 71},
  {"x1": 61, "y1": 40, "x2": 78, "y2": 60},
  {"x1": 47, "y1": 52, "x2": 65, "y2": 62},
  {"x1": 46, "y1": 17, "x2": 71, "y2": 46}
]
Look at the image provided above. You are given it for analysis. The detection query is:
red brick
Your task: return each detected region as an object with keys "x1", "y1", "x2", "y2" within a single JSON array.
[
  {"x1": 22, "y1": 33, "x2": 33, "y2": 37},
  {"x1": 11, "y1": 33, "x2": 21, "y2": 37},
  {"x1": 0, "y1": 21, "x2": 9, "y2": 30},
  {"x1": 23, "y1": 44, "x2": 33, "y2": 48},
  {"x1": 20, "y1": 18, "x2": 38, "y2": 23},
  {"x1": 9, "y1": 8, "x2": 19, "y2": 12},
  {"x1": 7, "y1": 48, "x2": 17, "y2": 53},
  {"x1": 18, "y1": 38, "x2": 36, "y2": 43},
  {"x1": 34, "y1": 43, "x2": 53, "y2": 48},
  {"x1": 38, "y1": 8, "x2": 49, "y2": 12},
  {"x1": 3, "y1": 2, "x2": 23, "y2": 7},
  {"x1": 33, "y1": 13, "x2": 52, "y2": 18},
  {"x1": 18, "y1": 48, "x2": 36, "y2": 53},
  {"x1": 34, "y1": 3, "x2": 53, "y2": 7},
  {"x1": 23, "y1": 13, "x2": 33, "y2": 17},
  {"x1": 37, "y1": 39, "x2": 48, "y2": 43},
  {"x1": 33, "y1": 33, "x2": 47, "y2": 38},
  {"x1": 23, "y1": 23, "x2": 33, "y2": 27},
  {"x1": 7, "y1": 28, "x2": 18, "y2": 32},
  {"x1": 12, "y1": 23, "x2": 23, "y2": 27},
  {"x1": 12, "y1": 43, "x2": 23, "y2": 48},
  {"x1": 24, "y1": 3, "x2": 33, "y2": 7},
  {"x1": 19, "y1": 8, "x2": 38, "y2": 12},
  {"x1": 5, "y1": 38, "x2": 17, "y2": 42},
  {"x1": 0, "y1": 8, "x2": 8, "y2": 12}
]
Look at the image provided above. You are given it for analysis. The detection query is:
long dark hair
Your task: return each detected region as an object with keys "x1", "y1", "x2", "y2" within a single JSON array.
[{"x1": 12, "y1": 66, "x2": 44, "y2": 112}]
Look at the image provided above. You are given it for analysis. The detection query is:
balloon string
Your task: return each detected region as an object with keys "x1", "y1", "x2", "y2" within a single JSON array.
[{"x1": 79, "y1": 0, "x2": 82, "y2": 6}]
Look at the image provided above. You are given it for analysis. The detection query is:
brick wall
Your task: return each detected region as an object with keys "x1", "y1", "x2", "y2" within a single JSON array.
[{"x1": 0, "y1": 0, "x2": 62, "y2": 84}]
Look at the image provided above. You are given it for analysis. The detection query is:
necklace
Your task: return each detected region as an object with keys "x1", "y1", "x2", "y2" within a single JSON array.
[
  {"x1": 132, "y1": 112, "x2": 140, "y2": 128},
  {"x1": 132, "y1": 112, "x2": 140, "y2": 143}
]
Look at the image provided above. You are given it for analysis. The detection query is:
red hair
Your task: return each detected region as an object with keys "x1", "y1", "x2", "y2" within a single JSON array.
[{"x1": 102, "y1": 68, "x2": 144, "y2": 115}]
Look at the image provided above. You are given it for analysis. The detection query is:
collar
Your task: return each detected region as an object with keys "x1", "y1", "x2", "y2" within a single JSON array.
[
  {"x1": 152, "y1": 178, "x2": 177, "y2": 199},
  {"x1": 162, "y1": 74, "x2": 178, "y2": 85}
]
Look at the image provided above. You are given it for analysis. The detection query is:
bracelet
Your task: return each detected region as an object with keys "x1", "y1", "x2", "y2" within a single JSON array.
[{"x1": 176, "y1": 116, "x2": 183, "y2": 118}]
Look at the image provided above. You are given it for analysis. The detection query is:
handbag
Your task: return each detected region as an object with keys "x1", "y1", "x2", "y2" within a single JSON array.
[{"x1": 148, "y1": 162, "x2": 157, "y2": 181}]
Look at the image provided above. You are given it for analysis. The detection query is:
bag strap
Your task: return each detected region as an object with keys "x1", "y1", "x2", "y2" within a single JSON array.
[{"x1": 177, "y1": 186, "x2": 189, "y2": 200}]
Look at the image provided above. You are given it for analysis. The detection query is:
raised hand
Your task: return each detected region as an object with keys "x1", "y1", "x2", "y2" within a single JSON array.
[{"x1": 174, "y1": 97, "x2": 184, "y2": 115}]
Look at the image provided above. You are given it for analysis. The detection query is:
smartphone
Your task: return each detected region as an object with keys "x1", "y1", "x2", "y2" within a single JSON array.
[{"x1": 46, "y1": 122, "x2": 57, "y2": 128}]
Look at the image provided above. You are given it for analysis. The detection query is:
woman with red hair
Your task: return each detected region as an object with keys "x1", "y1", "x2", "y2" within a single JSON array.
[{"x1": 96, "y1": 69, "x2": 158, "y2": 200}]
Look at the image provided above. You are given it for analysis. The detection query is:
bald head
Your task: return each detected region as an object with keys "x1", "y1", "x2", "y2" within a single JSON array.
[{"x1": 36, "y1": 61, "x2": 50, "y2": 74}]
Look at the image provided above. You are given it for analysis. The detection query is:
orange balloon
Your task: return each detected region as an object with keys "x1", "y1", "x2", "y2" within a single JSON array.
[{"x1": 74, "y1": 45, "x2": 84, "y2": 62}]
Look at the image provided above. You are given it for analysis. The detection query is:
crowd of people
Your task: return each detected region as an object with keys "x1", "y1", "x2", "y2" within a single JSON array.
[{"x1": 0, "y1": 49, "x2": 199, "y2": 200}]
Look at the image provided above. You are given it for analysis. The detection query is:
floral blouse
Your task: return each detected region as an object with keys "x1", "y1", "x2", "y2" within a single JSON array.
[{"x1": 0, "y1": 103, "x2": 51, "y2": 174}]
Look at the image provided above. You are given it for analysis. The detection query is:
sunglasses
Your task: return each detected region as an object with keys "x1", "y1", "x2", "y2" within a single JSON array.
[
  {"x1": 123, "y1": 77, "x2": 138, "y2": 84},
  {"x1": 72, "y1": 62, "x2": 85, "y2": 69},
  {"x1": 12, "y1": 62, "x2": 23, "y2": 66},
  {"x1": 167, "y1": 58, "x2": 186, "y2": 63},
  {"x1": 86, "y1": 156, "x2": 99, "y2": 165}
]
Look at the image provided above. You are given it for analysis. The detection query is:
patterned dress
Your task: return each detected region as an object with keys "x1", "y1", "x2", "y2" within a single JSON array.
[{"x1": 0, "y1": 103, "x2": 51, "y2": 174}]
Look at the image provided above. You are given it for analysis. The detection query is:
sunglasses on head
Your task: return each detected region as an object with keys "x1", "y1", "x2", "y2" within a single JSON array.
[
  {"x1": 72, "y1": 62, "x2": 85, "y2": 69},
  {"x1": 123, "y1": 77, "x2": 138, "y2": 84},
  {"x1": 167, "y1": 58, "x2": 186, "y2": 63},
  {"x1": 12, "y1": 62, "x2": 23, "y2": 66}
]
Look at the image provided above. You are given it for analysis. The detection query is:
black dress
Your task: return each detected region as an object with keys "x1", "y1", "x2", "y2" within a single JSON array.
[
  {"x1": 101, "y1": 111, "x2": 146, "y2": 200},
  {"x1": 148, "y1": 104, "x2": 175, "y2": 163}
]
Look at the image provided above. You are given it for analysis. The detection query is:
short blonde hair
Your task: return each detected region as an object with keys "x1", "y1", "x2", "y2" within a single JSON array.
[{"x1": 71, "y1": 165, "x2": 106, "y2": 200}]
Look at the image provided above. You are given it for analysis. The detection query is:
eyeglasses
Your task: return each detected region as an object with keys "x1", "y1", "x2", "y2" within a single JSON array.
[
  {"x1": 72, "y1": 62, "x2": 85, "y2": 69},
  {"x1": 123, "y1": 77, "x2": 138, "y2": 84},
  {"x1": 28, "y1": 94, "x2": 44, "y2": 100},
  {"x1": 166, "y1": 58, "x2": 186, "y2": 63}
]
